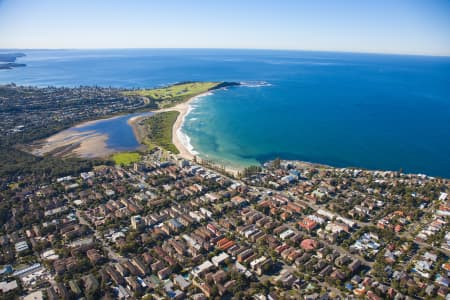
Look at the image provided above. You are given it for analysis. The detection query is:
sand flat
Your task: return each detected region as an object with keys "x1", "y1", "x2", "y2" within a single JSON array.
[{"x1": 32, "y1": 129, "x2": 112, "y2": 158}]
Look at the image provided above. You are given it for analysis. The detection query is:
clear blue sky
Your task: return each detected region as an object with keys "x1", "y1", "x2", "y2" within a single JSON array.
[{"x1": 0, "y1": 0, "x2": 449, "y2": 55}]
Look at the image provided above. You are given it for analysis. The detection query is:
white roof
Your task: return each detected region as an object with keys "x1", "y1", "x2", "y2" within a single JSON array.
[
  {"x1": 0, "y1": 280, "x2": 18, "y2": 292},
  {"x1": 212, "y1": 252, "x2": 230, "y2": 265},
  {"x1": 23, "y1": 290, "x2": 44, "y2": 300},
  {"x1": 279, "y1": 229, "x2": 294, "y2": 240},
  {"x1": 250, "y1": 256, "x2": 267, "y2": 268},
  {"x1": 192, "y1": 260, "x2": 214, "y2": 276}
]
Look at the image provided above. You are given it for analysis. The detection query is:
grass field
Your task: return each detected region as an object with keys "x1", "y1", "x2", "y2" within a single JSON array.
[
  {"x1": 142, "y1": 111, "x2": 180, "y2": 153},
  {"x1": 123, "y1": 82, "x2": 220, "y2": 108},
  {"x1": 112, "y1": 152, "x2": 141, "y2": 166}
]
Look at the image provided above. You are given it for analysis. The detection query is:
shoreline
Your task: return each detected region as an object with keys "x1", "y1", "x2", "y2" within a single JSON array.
[
  {"x1": 127, "y1": 112, "x2": 155, "y2": 150},
  {"x1": 128, "y1": 91, "x2": 211, "y2": 161},
  {"x1": 30, "y1": 105, "x2": 439, "y2": 178},
  {"x1": 126, "y1": 99, "x2": 197, "y2": 160},
  {"x1": 154, "y1": 91, "x2": 212, "y2": 160},
  {"x1": 161, "y1": 92, "x2": 244, "y2": 176},
  {"x1": 129, "y1": 91, "x2": 244, "y2": 176}
]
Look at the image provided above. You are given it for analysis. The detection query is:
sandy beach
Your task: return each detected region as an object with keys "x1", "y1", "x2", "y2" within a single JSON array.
[
  {"x1": 129, "y1": 92, "x2": 211, "y2": 160},
  {"x1": 128, "y1": 92, "x2": 242, "y2": 176},
  {"x1": 160, "y1": 93, "x2": 243, "y2": 176},
  {"x1": 154, "y1": 97, "x2": 202, "y2": 161}
]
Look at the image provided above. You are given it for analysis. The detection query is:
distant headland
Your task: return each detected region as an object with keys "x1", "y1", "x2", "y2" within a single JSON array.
[{"x1": 0, "y1": 52, "x2": 26, "y2": 70}]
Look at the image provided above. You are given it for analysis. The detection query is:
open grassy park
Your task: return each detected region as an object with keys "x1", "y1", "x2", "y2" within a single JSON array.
[{"x1": 111, "y1": 152, "x2": 141, "y2": 166}]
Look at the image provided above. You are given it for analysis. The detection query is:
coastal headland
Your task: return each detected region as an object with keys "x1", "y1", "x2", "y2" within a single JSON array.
[{"x1": 0, "y1": 52, "x2": 26, "y2": 70}]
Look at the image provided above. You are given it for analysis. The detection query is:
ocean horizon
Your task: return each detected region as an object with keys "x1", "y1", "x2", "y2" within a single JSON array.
[{"x1": 1, "y1": 49, "x2": 449, "y2": 177}]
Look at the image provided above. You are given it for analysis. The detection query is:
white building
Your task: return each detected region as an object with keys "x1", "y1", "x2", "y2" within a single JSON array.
[
  {"x1": 15, "y1": 241, "x2": 29, "y2": 253},
  {"x1": 211, "y1": 252, "x2": 230, "y2": 266},
  {"x1": 191, "y1": 260, "x2": 214, "y2": 277}
]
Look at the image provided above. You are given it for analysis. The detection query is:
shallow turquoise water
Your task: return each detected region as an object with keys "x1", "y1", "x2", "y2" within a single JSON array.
[{"x1": 183, "y1": 79, "x2": 450, "y2": 176}]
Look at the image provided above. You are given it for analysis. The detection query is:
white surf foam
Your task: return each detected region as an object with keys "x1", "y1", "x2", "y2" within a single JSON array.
[
  {"x1": 240, "y1": 81, "x2": 272, "y2": 88},
  {"x1": 177, "y1": 127, "x2": 199, "y2": 156},
  {"x1": 175, "y1": 92, "x2": 215, "y2": 156}
]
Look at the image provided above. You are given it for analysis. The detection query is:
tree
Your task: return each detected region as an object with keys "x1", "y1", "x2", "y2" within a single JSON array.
[
  {"x1": 242, "y1": 165, "x2": 262, "y2": 177},
  {"x1": 272, "y1": 157, "x2": 281, "y2": 169}
]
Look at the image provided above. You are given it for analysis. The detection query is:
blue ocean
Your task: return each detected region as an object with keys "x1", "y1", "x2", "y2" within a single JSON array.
[{"x1": 1, "y1": 49, "x2": 449, "y2": 177}]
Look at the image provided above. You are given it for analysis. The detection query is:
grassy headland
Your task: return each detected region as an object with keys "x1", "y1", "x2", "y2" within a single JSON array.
[
  {"x1": 0, "y1": 53, "x2": 26, "y2": 70},
  {"x1": 123, "y1": 81, "x2": 239, "y2": 109}
]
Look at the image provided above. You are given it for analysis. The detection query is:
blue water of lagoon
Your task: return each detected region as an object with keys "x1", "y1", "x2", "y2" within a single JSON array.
[
  {"x1": 69, "y1": 112, "x2": 153, "y2": 152},
  {"x1": 1, "y1": 49, "x2": 449, "y2": 177}
]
